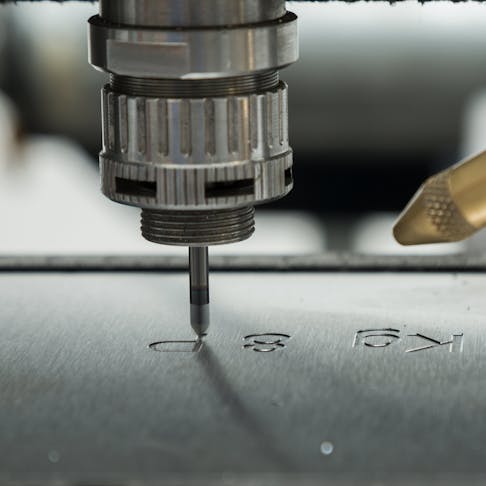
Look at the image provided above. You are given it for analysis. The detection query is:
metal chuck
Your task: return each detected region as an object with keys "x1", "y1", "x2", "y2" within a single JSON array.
[{"x1": 89, "y1": 0, "x2": 298, "y2": 337}]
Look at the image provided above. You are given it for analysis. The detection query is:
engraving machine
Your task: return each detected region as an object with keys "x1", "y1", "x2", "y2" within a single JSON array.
[
  {"x1": 10, "y1": 0, "x2": 486, "y2": 335},
  {"x1": 4, "y1": 2, "x2": 486, "y2": 483},
  {"x1": 89, "y1": 0, "x2": 299, "y2": 338}
]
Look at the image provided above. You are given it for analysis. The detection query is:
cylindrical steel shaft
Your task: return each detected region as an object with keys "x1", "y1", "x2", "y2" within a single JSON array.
[{"x1": 189, "y1": 247, "x2": 210, "y2": 337}]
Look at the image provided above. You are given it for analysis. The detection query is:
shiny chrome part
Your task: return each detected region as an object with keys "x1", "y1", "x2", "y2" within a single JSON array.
[
  {"x1": 99, "y1": 0, "x2": 286, "y2": 28},
  {"x1": 89, "y1": 0, "x2": 297, "y2": 246},
  {"x1": 109, "y1": 72, "x2": 281, "y2": 98},
  {"x1": 89, "y1": 12, "x2": 298, "y2": 79},
  {"x1": 100, "y1": 82, "x2": 292, "y2": 211},
  {"x1": 141, "y1": 207, "x2": 255, "y2": 246},
  {"x1": 89, "y1": 0, "x2": 298, "y2": 337}
]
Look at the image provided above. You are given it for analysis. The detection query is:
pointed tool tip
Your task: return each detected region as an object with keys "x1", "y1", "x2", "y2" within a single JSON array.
[
  {"x1": 190, "y1": 303, "x2": 210, "y2": 338},
  {"x1": 393, "y1": 185, "x2": 454, "y2": 246},
  {"x1": 394, "y1": 153, "x2": 484, "y2": 247}
]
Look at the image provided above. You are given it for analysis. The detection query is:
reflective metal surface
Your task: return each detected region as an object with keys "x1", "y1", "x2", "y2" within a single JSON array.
[
  {"x1": 1, "y1": 270, "x2": 486, "y2": 483},
  {"x1": 89, "y1": 13, "x2": 298, "y2": 78},
  {"x1": 100, "y1": 82, "x2": 292, "y2": 210},
  {"x1": 99, "y1": 0, "x2": 286, "y2": 27},
  {"x1": 89, "y1": 1, "x2": 297, "y2": 250}
]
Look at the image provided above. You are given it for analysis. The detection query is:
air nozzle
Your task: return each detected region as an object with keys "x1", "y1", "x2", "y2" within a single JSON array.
[{"x1": 394, "y1": 151, "x2": 486, "y2": 246}]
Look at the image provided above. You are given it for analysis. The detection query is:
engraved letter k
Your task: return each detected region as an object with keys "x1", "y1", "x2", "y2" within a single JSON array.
[{"x1": 406, "y1": 333, "x2": 464, "y2": 353}]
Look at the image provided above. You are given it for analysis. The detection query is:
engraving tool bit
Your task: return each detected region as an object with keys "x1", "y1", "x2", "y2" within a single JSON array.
[
  {"x1": 394, "y1": 151, "x2": 486, "y2": 245},
  {"x1": 189, "y1": 247, "x2": 210, "y2": 338},
  {"x1": 88, "y1": 1, "x2": 298, "y2": 338}
]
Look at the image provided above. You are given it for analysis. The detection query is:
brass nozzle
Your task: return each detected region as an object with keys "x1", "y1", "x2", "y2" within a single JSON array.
[{"x1": 394, "y1": 151, "x2": 486, "y2": 245}]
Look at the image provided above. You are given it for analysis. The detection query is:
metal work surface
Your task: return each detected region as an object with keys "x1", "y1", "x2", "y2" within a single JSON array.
[
  {"x1": 1, "y1": 270, "x2": 486, "y2": 484},
  {"x1": 5, "y1": 253, "x2": 486, "y2": 271}
]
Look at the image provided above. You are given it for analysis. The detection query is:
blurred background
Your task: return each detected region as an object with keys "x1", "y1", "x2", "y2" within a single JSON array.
[{"x1": 1, "y1": 0, "x2": 486, "y2": 256}]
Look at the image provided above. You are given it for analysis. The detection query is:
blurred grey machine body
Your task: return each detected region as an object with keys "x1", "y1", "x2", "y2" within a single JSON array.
[{"x1": 88, "y1": 0, "x2": 299, "y2": 336}]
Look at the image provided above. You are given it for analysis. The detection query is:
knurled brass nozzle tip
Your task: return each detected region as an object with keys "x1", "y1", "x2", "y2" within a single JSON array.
[
  {"x1": 393, "y1": 151, "x2": 486, "y2": 246},
  {"x1": 392, "y1": 184, "x2": 454, "y2": 246}
]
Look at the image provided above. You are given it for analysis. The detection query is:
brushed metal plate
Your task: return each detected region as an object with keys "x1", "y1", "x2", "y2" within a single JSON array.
[{"x1": 0, "y1": 272, "x2": 485, "y2": 484}]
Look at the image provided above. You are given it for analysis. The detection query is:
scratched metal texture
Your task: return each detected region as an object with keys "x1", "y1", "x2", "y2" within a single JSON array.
[
  {"x1": 0, "y1": 271, "x2": 486, "y2": 484},
  {"x1": 0, "y1": 1, "x2": 483, "y2": 3}
]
